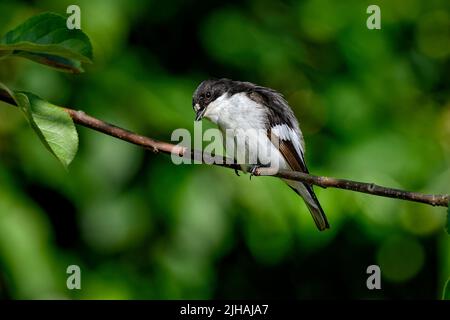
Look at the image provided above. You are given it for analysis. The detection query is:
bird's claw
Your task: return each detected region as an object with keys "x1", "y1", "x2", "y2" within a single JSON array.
[
  {"x1": 234, "y1": 168, "x2": 240, "y2": 176},
  {"x1": 249, "y1": 165, "x2": 260, "y2": 180}
]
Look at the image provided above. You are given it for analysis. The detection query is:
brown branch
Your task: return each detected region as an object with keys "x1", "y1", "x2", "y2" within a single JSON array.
[
  {"x1": 0, "y1": 88, "x2": 448, "y2": 208},
  {"x1": 64, "y1": 108, "x2": 241, "y2": 171},
  {"x1": 256, "y1": 168, "x2": 448, "y2": 207}
]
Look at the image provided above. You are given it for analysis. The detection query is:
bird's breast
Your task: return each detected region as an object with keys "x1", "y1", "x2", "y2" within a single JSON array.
[{"x1": 205, "y1": 92, "x2": 267, "y2": 131}]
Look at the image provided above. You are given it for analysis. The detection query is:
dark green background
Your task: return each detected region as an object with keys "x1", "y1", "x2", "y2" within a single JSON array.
[{"x1": 0, "y1": 0, "x2": 449, "y2": 299}]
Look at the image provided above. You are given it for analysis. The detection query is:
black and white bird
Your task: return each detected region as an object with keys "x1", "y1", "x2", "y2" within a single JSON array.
[{"x1": 192, "y1": 78, "x2": 330, "y2": 231}]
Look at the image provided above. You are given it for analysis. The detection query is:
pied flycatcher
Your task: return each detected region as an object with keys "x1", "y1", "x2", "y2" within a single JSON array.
[{"x1": 192, "y1": 78, "x2": 329, "y2": 231}]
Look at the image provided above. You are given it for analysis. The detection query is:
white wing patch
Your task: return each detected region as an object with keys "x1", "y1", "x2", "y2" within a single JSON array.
[{"x1": 271, "y1": 124, "x2": 305, "y2": 158}]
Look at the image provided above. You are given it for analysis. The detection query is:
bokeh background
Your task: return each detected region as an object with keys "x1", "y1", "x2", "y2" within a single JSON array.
[{"x1": 0, "y1": 0, "x2": 449, "y2": 299}]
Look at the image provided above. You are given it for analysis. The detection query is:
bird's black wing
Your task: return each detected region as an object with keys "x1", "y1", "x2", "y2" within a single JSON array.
[
  {"x1": 243, "y1": 83, "x2": 330, "y2": 231},
  {"x1": 243, "y1": 85, "x2": 307, "y2": 173}
]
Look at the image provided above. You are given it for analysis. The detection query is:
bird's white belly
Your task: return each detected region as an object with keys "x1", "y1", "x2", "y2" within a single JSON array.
[
  {"x1": 204, "y1": 92, "x2": 288, "y2": 171},
  {"x1": 231, "y1": 131, "x2": 288, "y2": 172}
]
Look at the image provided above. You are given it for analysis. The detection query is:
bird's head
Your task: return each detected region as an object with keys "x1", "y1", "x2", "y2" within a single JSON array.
[{"x1": 192, "y1": 79, "x2": 230, "y2": 121}]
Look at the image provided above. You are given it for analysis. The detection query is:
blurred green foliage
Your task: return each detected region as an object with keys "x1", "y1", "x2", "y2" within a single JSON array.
[{"x1": 0, "y1": 0, "x2": 449, "y2": 299}]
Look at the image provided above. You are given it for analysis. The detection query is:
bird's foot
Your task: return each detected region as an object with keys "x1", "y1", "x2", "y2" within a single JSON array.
[
  {"x1": 249, "y1": 165, "x2": 261, "y2": 180},
  {"x1": 234, "y1": 168, "x2": 240, "y2": 176}
]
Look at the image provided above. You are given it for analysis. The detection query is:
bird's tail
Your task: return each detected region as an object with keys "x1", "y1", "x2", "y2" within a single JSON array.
[{"x1": 285, "y1": 180, "x2": 330, "y2": 231}]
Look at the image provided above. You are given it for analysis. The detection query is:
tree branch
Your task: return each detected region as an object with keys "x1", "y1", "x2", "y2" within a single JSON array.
[
  {"x1": 0, "y1": 88, "x2": 448, "y2": 208},
  {"x1": 256, "y1": 168, "x2": 448, "y2": 207}
]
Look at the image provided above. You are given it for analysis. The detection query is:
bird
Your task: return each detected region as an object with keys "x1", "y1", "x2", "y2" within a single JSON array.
[{"x1": 192, "y1": 78, "x2": 330, "y2": 231}]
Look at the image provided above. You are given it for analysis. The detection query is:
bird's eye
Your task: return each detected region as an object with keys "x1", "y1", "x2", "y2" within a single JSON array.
[
  {"x1": 200, "y1": 94, "x2": 204, "y2": 99},
  {"x1": 206, "y1": 92, "x2": 211, "y2": 98}
]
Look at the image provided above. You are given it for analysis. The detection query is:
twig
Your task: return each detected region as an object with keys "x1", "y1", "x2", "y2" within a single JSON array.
[
  {"x1": 64, "y1": 108, "x2": 241, "y2": 171},
  {"x1": 256, "y1": 168, "x2": 448, "y2": 207},
  {"x1": 0, "y1": 88, "x2": 448, "y2": 208}
]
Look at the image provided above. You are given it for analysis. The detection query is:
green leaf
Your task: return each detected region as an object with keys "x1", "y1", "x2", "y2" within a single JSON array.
[
  {"x1": 0, "y1": 83, "x2": 79, "y2": 168},
  {"x1": 16, "y1": 92, "x2": 79, "y2": 168},
  {"x1": 13, "y1": 51, "x2": 84, "y2": 73},
  {"x1": 444, "y1": 278, "x2": 450, "y2": 300},
  {"x1": 0, "y1": 12, "x2": 93, "y2": 73}
]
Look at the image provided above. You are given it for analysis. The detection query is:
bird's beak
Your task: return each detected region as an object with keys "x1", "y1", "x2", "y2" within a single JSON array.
[{"x1": 194, "y1": 103, "x2": 206, "y2": 121}]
